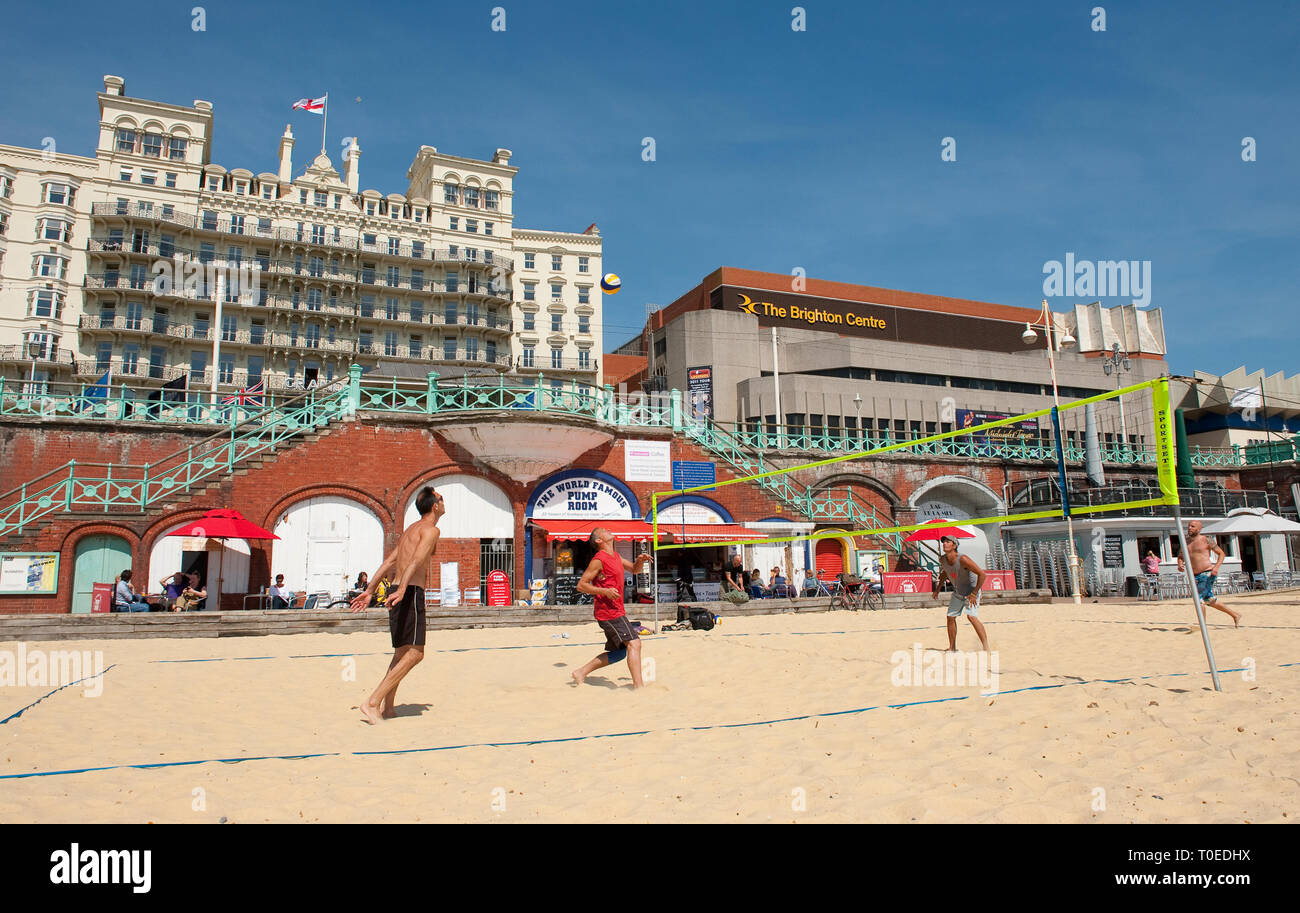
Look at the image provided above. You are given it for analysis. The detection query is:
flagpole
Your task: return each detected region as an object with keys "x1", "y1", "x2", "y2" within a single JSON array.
[{"x1": 320, "y1": 94, "x2": 328, "y2": 156}]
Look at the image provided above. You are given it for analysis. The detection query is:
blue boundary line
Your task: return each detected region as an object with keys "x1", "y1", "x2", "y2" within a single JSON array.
[
  {"x1": 2, "y1": 661, "x2": 1294, "y2": 781},
  {"x1": 0, "y1": 664, "x2": 118, "y2": 726}
]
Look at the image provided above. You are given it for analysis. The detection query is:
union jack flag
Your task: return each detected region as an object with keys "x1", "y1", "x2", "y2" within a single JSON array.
[{"x1": 222, "y1": 380, "x2": 264, "y2": 409}]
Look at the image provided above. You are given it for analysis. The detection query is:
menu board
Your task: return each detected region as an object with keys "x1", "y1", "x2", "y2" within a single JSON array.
[
  {"x1": 1103, "y1": 535, "x2": 1124, "y2": 568},
  {"x1": 553, "y1": 573, "x2": 579, "y2": 606},
  {"x1": 0, "y1": 553, "x2": 59, "y2": 594}
]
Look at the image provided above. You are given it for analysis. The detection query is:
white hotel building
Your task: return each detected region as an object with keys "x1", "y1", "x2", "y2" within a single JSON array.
[{"x1": 0, "y1": 76, "x2": 604, "y2": 395}]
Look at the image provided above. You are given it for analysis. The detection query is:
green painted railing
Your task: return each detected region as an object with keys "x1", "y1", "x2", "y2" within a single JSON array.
[
  {"x1": 727, "y1": 426, "x2": 1245, "y2": 467},
  {"x1": 2, "y1": 371, "x2": 1262, "y2": 468},
  {"x1": 0, "y1": 379, "x2": 353, "y2": 539},
  {"x1": 1243, "y1": 437, "x2": 1299, "y2": 465}
]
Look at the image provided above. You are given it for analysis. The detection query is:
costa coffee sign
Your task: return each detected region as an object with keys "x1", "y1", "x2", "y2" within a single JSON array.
[{"x1": 723, "y1": 286, "x2": 1028, "y2": 353}]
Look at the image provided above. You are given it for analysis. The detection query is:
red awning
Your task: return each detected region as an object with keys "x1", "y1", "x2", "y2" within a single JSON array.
[
  {"x1": 533, "y1": 519, "x2": 661, "y2": 542},
  {"x1": 655, "y1": 524, "x2": 769, "y2": 542},
  {"x1": 531, "y1": 520, "x2": 769, "y2": 543}
]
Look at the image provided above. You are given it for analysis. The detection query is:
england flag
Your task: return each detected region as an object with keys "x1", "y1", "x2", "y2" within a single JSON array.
[{"x1": 291, "y1": 95, "x2": 327, "y2": 113}]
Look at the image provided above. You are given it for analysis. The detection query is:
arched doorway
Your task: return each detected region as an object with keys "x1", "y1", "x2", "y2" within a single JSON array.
[
  {"x1": 149, "y1": 520, "x2": 250, "y2": 612},
  {"x1": 405, "y1": 474, "x2": 515, "y2": 595},
  {"x1": 72, "y1": 534, "x2": 131, "y2": 614},
  {"x1": 273, "y1": 496, "x2": 384, "y2": 598},
  {"x1": 908, "y1": 476, "x2": 1006, "y2": 568},
  {"x1": 814, "y1": 532, "x2": 849, "y2": 580}
]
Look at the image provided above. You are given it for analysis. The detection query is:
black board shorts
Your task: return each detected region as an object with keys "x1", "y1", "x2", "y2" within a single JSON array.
[
  {"x1": 598, "y1": 615, "x2": 639, "y2": 653},
  {"x1": 388, "y1": 587, "x2": 426, "y2": 648}
]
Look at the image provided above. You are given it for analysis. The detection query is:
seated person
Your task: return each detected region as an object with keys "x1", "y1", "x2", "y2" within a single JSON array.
[
  {"x1": 802, "y1": 568, "x2": 821, "y2": 595},
  {"x1": 268, "y1": 574, "x2": 291, "y2": 609},
  {"x1": 157, "y1": 571, "x2": 187, "y2": 611},
  {"x1": 114, "y1": 570, "x2": 151, "y2": 613},
  {"x1": 749, "y1": 567, "x2": 766, "y2": 598},
  {"x1": 766, "y1": 566, "x2": 789, "y2": 597},
  {"x1": 1142, "y1": 550, "x2": 1160, "y2": 576},
  {"x1": 175, "y1": 572, "x2": 207, "y2": 612}
]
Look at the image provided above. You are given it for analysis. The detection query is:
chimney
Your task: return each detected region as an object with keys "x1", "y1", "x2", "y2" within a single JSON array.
[
  {"x1": 103, "y1": 75, "x2": 124, "y2": 96},
  {"x1": 344, "y1": 138, "x2": 362, "y2": 193},
  {"x1": 492, "y1": 148, "x2": 512, "y2": 165},
  {"x1": 278, "y1": 125, "x2": 294, "y2": 184}
]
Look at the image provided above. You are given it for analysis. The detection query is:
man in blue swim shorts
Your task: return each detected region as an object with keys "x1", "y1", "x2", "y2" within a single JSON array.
[{"x1": 1178, "y1": 520, "x2": 1241, "y2": 628}]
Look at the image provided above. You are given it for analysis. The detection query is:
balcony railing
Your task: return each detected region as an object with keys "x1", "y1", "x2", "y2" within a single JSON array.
[
  {"x1": 1005, "y1": 478, "x2": 1281, "y2": 519},
  {"x1": 73, "y1": 359, "x2": 187, "y2": 382},
  {"x1": 0, "y1": 345, "x2": 76, "y2": 366},
  {"x1": 516, "y1": 357, "x2": 599, "y2": 373},
  {"x1": 90, "y1": 206, "x2": 515, "y2": 271}
]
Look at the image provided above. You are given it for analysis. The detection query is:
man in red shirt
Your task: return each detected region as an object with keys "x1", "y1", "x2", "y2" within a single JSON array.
[{"x1": 572, "y1": 526, "x2": 653, "y2": 688}]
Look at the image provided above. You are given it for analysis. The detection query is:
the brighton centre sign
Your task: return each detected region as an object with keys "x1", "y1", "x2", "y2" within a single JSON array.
[{"x1": 725, "y1": 287, "x2": 1028, "y2": 353}]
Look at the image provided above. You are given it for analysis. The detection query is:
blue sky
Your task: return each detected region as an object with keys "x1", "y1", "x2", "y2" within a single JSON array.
[{"x1": 2, "y1": 0, "x2": 1296, "y2": 375}]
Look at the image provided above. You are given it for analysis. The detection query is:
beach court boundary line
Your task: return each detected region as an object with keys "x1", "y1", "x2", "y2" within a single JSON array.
[
  {"x1": 0, "y1": 664, "x2": 118, "y2": 726},
  {"x1": 2, "y1": 659, "x2": 1293, "y2": 782}
]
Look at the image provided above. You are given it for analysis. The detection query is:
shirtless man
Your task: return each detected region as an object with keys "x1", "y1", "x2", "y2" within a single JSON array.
[
  {"x1": 1179, "y1": 520, "x2": 1241, "y2": 627},
  {"x1": 350, "y1": 486, "x2": 445, "y2": 723}
]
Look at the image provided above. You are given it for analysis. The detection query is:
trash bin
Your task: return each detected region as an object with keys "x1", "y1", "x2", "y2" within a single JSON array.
[{"x1": 1124, "y1": 576, "x2": 1140, "y2": 598}]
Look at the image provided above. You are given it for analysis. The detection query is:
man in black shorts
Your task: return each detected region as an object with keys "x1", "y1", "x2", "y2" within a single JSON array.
[
  {"x1": 571, "y1": 527, "x2": 652, "y2": 688},
  {"x1": 350, "y1": 487, "x2": 444, "y2": 723}
]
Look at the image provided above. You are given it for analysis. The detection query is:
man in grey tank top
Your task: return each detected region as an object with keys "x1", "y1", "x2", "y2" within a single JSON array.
[{"x1": 933, "y1": 536, "x2": 990, "y2": 651}]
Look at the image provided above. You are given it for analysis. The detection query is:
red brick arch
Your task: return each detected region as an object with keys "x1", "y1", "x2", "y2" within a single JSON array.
[
  {"x1": 259, "y1": 485, "x2": 395, "y2": 537},
  {"x1": 397, "y1": 469, "x2": 519, "y2": 530},
  {"x1": 55, "y1": 524, "x2": 144, "y2": 614}
]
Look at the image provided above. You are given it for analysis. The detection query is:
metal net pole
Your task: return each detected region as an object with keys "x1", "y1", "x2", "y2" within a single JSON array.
[{"x1": 1173, "y1": 504, "x2": 1223, "y2": 692}]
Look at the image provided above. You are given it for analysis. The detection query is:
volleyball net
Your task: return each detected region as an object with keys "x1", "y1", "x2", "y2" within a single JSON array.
[{"x1": 650, "y1": 376, "x2": 1178, "y2": 552}]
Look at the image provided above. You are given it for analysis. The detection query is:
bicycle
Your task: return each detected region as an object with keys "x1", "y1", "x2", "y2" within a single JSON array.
[{"x1": 829, "y1": 574, "x2": 884, "y2": 611}]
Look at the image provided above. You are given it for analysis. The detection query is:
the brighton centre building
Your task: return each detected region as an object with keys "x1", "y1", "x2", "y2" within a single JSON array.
[{"x1": 609, "y1": 268, "x2": 1292, "y2": 582}]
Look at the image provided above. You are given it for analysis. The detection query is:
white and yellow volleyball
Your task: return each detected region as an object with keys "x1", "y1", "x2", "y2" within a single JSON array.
[{"x1": 600, "y1": 273, "x2": 621, "y2": 294}]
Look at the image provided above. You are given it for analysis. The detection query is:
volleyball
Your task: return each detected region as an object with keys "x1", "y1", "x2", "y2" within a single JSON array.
[{"x1": 600, "y1": 273, "x2": 621, "y2": 294}]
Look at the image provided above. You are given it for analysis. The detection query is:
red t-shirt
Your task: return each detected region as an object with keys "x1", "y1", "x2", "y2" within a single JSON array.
[{"x1": 591, "y1": 549, "x2": 626, "y2": 621}]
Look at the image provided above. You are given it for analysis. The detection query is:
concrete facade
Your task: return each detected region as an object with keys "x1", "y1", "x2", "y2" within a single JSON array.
[
  {"x1": 621, "y1": 267, "x2": 1170, "y2": 451},
  {"x1": 0, "y1": 76, "x2": 604, "y2": 397}
]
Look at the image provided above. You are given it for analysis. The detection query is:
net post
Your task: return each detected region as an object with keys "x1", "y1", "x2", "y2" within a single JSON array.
[
  {"x1": 1173, "y1": 503, "x2": 1223, "y2": 692},
  {"x1": 651, "y1": 491, "x2": 659, "y2": 634}
]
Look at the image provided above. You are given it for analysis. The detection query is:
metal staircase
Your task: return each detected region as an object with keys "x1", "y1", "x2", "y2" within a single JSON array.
[
  {"x1": 683, "y1": 419, "x2": 939, "y2": 572},
  {"x1": 0, "y1": 379, "x2": 352, "y2": 544}
]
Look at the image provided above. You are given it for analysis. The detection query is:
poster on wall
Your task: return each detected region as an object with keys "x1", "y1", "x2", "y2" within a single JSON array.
[
  {"x1": 625, "y1": 440, "x2": 671, "y2": 482},
  {"x1": 671, "y1": 461, "x2": 716, "y2": 492},
  {"x1": 0, "y1": 553, "x2": 59, "y2": 594},
  {"x1": 687, "y1": 366, "x2": 713, "y2": 422},
  {"x1": 956, "y1": 409, "x2": 1039, "y2": 443}
]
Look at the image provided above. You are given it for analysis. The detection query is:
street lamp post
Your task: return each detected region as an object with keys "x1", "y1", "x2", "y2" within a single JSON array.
[
  {"x1": 1022, "y1": 299, "x2": 1083, "y2": 604},
  {"x1": 1101, "y1": 342, "x2": 1132, "y2": 446}
]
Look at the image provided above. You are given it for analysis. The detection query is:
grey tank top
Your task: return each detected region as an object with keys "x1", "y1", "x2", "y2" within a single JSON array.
[{"x1": 940, "y1": 555, "x2": 976, "y2": 596}]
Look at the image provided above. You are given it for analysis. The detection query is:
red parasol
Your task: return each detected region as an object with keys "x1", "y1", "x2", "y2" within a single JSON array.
[
  {"x1": 903, "y1": 519, "x2": 976, "y2": 543},
  {"x1": 165, "y1": 509, "x2": 279, "y2": 540}
]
